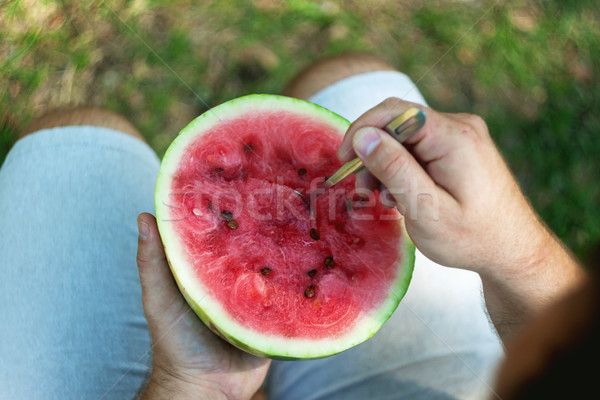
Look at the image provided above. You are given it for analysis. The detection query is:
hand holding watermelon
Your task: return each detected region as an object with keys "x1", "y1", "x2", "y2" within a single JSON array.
[
  {"x1": 136, "y1": 213, "x2": 270, "y2": 400},
  {"x1": 339, "y1": 97, "x2": 584, "y2": 341}
]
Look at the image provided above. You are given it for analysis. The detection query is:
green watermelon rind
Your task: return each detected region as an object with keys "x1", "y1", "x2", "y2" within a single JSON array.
[{"x1": 155, "y1": 94, "x2": 415, "y2": 360}]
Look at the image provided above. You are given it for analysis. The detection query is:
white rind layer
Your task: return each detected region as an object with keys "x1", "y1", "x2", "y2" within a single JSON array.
[{"x1": 155, "y1": 94, "x2": 414, "y2": 359}]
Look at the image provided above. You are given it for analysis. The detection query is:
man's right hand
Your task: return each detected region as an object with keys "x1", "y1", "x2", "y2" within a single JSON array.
[{"x1": 338, "y1": 97, "x2": 584, "y2": 342}]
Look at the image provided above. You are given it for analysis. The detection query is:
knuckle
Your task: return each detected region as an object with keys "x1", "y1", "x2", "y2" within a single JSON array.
[
  {"x1": 456, "y1": 113, "x2": 489, "y2": 141},
  {"x1": 466, "y1": 114, "x2": 488, "y2": 134},
  {"x1": 136, "y1": 250, "x2": 154, "y2": 267},
  {"x1": 380, "y1": 151, "x2": 410, "y2": 180},
  {"x1": 382, "y1": 96, "x2": 401, "y2": 106},
  {"x1": 136, "y1": 253, "x2": 149, "y2": 266},
  {"x1": 458, "y1": 119, "x2": 483, "y2": 144},
  {"x1": 380, "y1": 97, "x2": 402, "y2": 111}
]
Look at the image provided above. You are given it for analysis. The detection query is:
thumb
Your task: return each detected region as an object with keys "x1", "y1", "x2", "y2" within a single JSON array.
[
  {"x1": 352, "y1": 127, "x2": 442, "y2": 219},
  {"x1": 136, "y1": 213, "x2": 184, "y2": 324}
]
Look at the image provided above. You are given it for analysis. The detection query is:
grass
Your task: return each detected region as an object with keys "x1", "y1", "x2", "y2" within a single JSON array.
[{"x1": 1, "y1": 0, "x2": 599, "y2": 259}]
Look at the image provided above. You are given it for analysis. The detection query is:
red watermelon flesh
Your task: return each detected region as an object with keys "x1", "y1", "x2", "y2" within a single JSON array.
[{"x1": 155, "y1": 95, "x2": 414, "y2": 359}]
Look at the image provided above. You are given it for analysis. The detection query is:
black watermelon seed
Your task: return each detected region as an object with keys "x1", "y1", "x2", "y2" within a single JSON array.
[
  {"x1": 261, "y1": 267, "x2": 271, "y2": 275},
  {"x1": 220, "y1": 210, "x2": 233, "y2": 220},
  {"x1": 215, "y1": 167, "x2": 223, "y2": 175},
  {"x1": 304, "y1": 285, "x2": 315, "y2": 298},
  {"x1": 298, "y1": 168, "x2": 307, "y2": 176},
  {"x1": 309, "y1": 228, "x2": 320, "y2": 240},
  {"x1": 307, "y1": 269, "x2": 317, "y2": 277},
  {"x1": 226, "y1": 220, "x2": 239, "y2": 230},
  {"x1": 324, "y1": 256, "x2": 335, "y2": 269},
  {"x1": 243, "y1": 144, "x2": 253, "y2": 152}
]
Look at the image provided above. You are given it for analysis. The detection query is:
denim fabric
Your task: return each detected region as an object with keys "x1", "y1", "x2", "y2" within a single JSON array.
[{"x1": 0, "y1": 127, "x2": 159, "y2": 399}]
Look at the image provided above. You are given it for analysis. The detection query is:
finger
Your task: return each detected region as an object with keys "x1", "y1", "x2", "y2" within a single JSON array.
[
  {"x1": 352, "y1": 126, "x2": 453, "y2": 220},
  {"x1": 136, "y1": 213, "x2": 183, "y2": 321},
  {"x1": 341, "y1": 97, "x2": 490, "y2": 201},
  {"x1": 338, "y1": 97, "x2": 425, "y2": 162},
  {"x1": 379, "y1": 183, "x2": 397, "y2": 209},
  {"x1": 355, "y1": 169, "x2": 379, "y2": 194}
]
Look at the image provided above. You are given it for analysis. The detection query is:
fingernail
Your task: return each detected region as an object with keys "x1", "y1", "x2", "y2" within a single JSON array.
[
  {"x1": 353, "y1": 128, "x2": 381, "y2": 157},
  {"x1": 138, "y1": 217, "x2": 149, "y2": 240}
]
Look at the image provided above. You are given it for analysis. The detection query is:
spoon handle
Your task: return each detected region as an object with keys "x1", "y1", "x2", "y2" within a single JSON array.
[{"x1": 321, "y1": 107, "x2": 426, "y2": 190}]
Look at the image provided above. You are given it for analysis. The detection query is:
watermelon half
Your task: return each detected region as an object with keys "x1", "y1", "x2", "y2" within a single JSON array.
[{"x1": 155, "y1": 94, "x2": 414, "y2": 359}]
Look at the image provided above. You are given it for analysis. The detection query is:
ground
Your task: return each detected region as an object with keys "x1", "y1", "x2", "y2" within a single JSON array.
[{"x1": 1, "y1": 0, "x2": 599, "y2": 259}]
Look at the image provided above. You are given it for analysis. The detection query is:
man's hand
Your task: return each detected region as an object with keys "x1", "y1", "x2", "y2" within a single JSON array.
[
  {"x1": 338, "y1": 97, "x2": 584, "y2": 342},
  {"x1": 136, "y1": 213, "x2": 270, "y2": 400}
]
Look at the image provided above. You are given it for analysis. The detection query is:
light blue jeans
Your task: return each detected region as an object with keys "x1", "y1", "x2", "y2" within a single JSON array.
[{"x1": 0, "y1": 72, "x2": 502, "y2": 399}]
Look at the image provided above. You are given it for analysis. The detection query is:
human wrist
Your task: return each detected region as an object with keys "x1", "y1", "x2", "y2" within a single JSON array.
[
  {"x1": 139, "y1": 366, "x2": 229, "y2": 400},
  {"x1": 476, "y1": 224, "x2": 584, "y2": 342},
  {"x1": 471, "y1": 208, "x2": 552, "y2": 279},
  {"x1": 482, "y1": 222, "x2": 580, "y2": 286}
]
